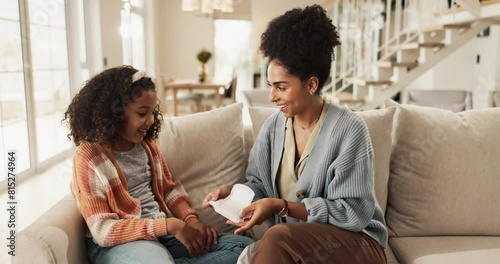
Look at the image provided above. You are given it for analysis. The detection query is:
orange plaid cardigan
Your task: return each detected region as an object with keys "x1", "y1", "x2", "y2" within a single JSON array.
[{"x1": 70, "y1": 139, "x2": 197, "y2": 247}]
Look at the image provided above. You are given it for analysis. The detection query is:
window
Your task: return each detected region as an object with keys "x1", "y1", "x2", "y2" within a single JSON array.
[
  {"x1": 121, "y1": 0, "x2": 146, "y2": 70},
  {"x1": 213, "y1": 19, "x2": 252, "y2": 95},
  {"x1": 0, "y1": 0, "x2": 30, "y2": 176},
  {"x1": 28, "y1": 0, "x2": 72, "y2": 162},
  {"x1": 0, "y1": 0, "x2": 84, "y2": 183}
]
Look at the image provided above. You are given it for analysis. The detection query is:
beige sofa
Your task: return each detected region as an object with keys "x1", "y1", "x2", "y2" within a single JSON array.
[{"x1": 15, "y1": 102, "x2": 500, "y2": 264}]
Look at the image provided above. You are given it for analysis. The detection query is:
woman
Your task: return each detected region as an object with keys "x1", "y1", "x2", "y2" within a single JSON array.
[{"x1": 203, "y1": 5, "x2": 387, "y2": 263}]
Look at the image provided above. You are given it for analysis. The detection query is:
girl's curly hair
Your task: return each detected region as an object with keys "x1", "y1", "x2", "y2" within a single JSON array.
[
  {"x1": 259, "y1": 4, "x2": 341, "y2": 91},
  {"x1": 62, "y1": 65, "x2": 162, "y2": 146}
]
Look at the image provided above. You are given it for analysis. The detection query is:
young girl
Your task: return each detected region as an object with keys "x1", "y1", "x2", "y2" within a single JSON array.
[{"x1": 63, "y1": 65, "x2": 253, "y2": 264}]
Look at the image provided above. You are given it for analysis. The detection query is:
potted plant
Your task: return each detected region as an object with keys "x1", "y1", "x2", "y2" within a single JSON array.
[{"x1": 197, "y1": 49, "x2": 212, "y2": 82}]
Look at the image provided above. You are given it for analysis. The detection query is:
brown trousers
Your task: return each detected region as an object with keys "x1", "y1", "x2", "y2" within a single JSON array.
[{"x1": 251, "y1": 222, "x2": 386, "y2": 264}]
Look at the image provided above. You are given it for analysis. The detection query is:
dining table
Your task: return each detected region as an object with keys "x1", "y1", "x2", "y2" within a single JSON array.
[{"x1": 163, "y1": 79, "x2": 228, "y2": 116}]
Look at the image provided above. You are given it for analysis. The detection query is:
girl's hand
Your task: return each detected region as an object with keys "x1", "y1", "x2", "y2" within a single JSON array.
[
  {"x1": 202, "y1": 185, "x2": 233, "y2": 208},
  {"x1": 167, "y1": 218, "x2": 206, "y2": 257},
  {"x1": 185, "y1": 217, "x2": 220, "y2": 250},
  {"x1": 227, "y1": 198, "x2": 281, "y2": 235}
]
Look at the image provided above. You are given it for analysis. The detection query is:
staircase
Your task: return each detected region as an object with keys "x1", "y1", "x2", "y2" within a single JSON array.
[{"x1": 323, "y1": 0, "x2": 500, "y2": 110}]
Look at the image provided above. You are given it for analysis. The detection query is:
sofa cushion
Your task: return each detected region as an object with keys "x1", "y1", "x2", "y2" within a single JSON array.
[
  {"x1": 248, "y1": 105, "x2": 395, "y2": 213},
  {"x1": 158, "y1": 103, "x2": 246, "y2": 233},
  {"x1": 389, "y1": 236, "x2": 500, "y2": 264},
  {"x1": 385, "y1": 246, "x2": 399, "y2": 264},
  {"x1": 357, "y1": 108, "x2": 395, "y2": 214},
  {"x1": 385, "y1": 100, "x2": 500, "y2": 236},
  {"x1": 248, "y1": 107, "x2": 277, "y2": 140}
]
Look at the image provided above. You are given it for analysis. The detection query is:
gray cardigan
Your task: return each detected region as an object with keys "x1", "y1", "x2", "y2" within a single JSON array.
[{"x1": 245, "y1": 103, "x2": 388, "y2": 247}]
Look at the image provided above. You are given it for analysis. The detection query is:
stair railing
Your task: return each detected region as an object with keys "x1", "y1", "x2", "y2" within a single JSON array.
[{"x1": 323, "y1": 0, "x2": 461, "y2": 103}]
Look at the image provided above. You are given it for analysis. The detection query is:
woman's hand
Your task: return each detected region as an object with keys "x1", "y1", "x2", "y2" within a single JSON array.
[
  {"x1": 185, "y1": 217, "x2": 220, "y2": 250},
  {"x1": 201, "y1": 185, "x2": 233, "y2": 208},
  {"x1": 167, "y1": 218, "x2": 206, "y2": 257},
  {"x1": 227, "y1": 198, "x2": 281, "y2": 235}
]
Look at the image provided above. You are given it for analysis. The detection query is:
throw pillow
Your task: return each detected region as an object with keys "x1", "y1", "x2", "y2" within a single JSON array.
[
  {"x1": 385, "y1": 99, "x2": 500, "y2": 236},
  {"x1": 157, "y1": 103, "x2": 246, "y2": 233}
]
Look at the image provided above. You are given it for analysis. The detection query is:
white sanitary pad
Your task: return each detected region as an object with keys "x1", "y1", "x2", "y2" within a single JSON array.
[{"x1": 208, "y1": 184, "x2": 255, "y2": 223}]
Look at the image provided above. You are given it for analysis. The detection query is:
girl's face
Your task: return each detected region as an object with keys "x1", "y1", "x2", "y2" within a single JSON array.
[
  {"x1": 113, "y1": 90, "x2": 157, "y2": 151},
  {"x1": 267, "y1": 61, "x2": 316, "y2": 118}
]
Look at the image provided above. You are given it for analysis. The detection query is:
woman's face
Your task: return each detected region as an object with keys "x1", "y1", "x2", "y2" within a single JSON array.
[
  {"x1": 114, "y1": 89, "x2": 157, "y2": 151},
  {"x1": 267, "y1": 61, "x2": 314, "y2": 118}
]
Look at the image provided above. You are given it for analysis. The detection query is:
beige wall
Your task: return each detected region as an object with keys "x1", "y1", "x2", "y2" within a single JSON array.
[
  {"x1": 156, "y1": 0, "x2": 322, "y2": 81},
  {"x1": 158, "y1": 0, "x2": 215, "y2": 80},
  {"x1": 473, "y1": 25, "x2": 500, "y2": 108},
  {"x1": 249, "y1": 0, "x2": 320, "y2": 72}
]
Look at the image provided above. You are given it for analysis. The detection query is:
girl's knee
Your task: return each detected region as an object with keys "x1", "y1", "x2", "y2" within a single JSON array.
[{"x1": 217, "y1": 234, "x2": 254, "y2": 250}]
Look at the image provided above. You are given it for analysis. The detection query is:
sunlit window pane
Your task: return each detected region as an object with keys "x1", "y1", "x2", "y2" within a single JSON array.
[
  {"x1": 130, "y1": 0, "x2": 144, "y2": 8},
  {"x1": 78, "y1": 0, "x2": 87, "y2": 64},
  {"x1": 32, "y1": 71, "x2": 54, "y2": 114},
  {"x1": 33, "y1": 70, "x2": 70, "y2": 162},
  {"x1": 0, "y1": 121, "x2": 30, "y2": 178},
  {"x1": 131, "y1": 13, "x2": 145, "y2": 70},
  {"x1": 81, "y1": 68, "x2": 90, "y2": 82},
  {"x1": 50, "y1": 28, "x2": 69, "y2": 69},
  {"x1": 30, "y1": 25, "x2": 51, "y2": 70},
  {"x1": 0, "y1": 73, "x2": 26, "y2": 121},
  {"x1": 0, "y1": 0, "x2": 74, "y2": 179},
  {"x1": 36, "y1": 109, "x2": 72, "y2": 162},
  {"x1": 214, "y1": 20, "x2": 252, "y2": 91},
  {"x1": 121, "y1": 4, "x2": 146, "y2": 71},
  {"x1": 28, "y1": 0, "x2": 71, "y2": 163},
  {"x1": 121, "y1": 9, "x2": 132, "y2": 66},
  {"x1": 0, "y1": 72, "x2": 30, "y2": 179},
  {"x1": 28, "y1": 0, "x2": 66, "y2": 27},
  {"x1": 0, "y1": 0, "x2": 20, "y2": 21},
  {"x1": 0, "y1": 21, "x2": 24, "y2": 72}
]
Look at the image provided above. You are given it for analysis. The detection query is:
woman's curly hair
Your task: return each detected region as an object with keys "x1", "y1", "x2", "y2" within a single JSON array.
[
  {"x1": 260, "y1": 4, "x2": 340, "y2": 91},
  {"x1": 62, "y1": 65, "x2": 162, "y2": 146}
]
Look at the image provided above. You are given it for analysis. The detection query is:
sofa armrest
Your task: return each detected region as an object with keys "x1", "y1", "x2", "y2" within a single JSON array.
[{"x1": 15, "y1": 193, "x2": 88, "y2": 264}]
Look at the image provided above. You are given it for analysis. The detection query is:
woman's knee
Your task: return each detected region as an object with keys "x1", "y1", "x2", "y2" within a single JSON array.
[
  {"x1": 252, "y1": 224, "x2": 299, "y2": 263},
  {"x1": 261, "y1": 224, "x2": 292, "y2": 244}
]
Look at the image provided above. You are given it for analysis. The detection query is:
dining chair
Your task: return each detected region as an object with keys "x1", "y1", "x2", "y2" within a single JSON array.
[
  {"x1": 203, "y1": 77, "x2": 237, "y2": 110},
  {"x1": 165, "y1": 90, "x2": 204, "y2": 115}
]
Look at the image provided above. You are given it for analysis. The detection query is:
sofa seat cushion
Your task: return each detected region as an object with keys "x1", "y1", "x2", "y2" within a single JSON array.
[
  {"x1": 385, "y1": 100, "x2": 500, "y2": 236},
  {"x1": 385, "y1": 246, "x2": 399, "y2": 264},
  {"x1": 158, "y1": 103, "x2": 246, "y2": 233},
  {"x1": 248, "y1": 105, "x2": 395, "y2": 213},
  {"x1": 389, "y1": 236, "x2": 500, "y2": 264}
]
